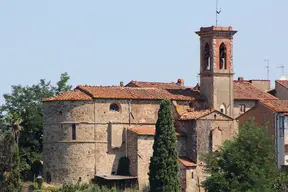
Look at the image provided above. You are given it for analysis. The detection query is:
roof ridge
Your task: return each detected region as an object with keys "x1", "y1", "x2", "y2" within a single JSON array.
[
  {"x1": 77, "y1": 85, "x2": 161, "y2": 90},
  {"x1": 131, "y1": 80, "x2": 178, "y2": 84}
]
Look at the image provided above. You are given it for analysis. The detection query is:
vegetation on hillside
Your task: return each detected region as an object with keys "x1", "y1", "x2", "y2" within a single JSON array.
[
  {"x1": 201, "y1": 120, "x2": 288, "y2": 192},
  {"x1": 0, "y1": 72, "x2": 72, "y2": 181},
  {"x1": 148, "y1": 99, "x2": 180, "y2": 192}
]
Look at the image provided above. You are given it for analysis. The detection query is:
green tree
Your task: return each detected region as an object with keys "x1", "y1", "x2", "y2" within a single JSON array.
[
  {"x1": 201, "y1": 120, "x2": 286, "y2": 192},
  {"x1": 148, "y1": 99, "x2": 180, "y2": 192},
  {"x1": 0, "y1": 72, "x2": 72, "y2": 180},
  {"x1": 0, "y1": 132, "x2": 22, "y2": 192}
]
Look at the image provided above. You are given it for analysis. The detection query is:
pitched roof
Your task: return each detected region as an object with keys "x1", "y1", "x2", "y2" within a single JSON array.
[
  {"x1": 126, "y1": 80, "x2": 184, "y2": 89},
  {"x1": 178, "y1": 157, "x2": 197, "y2": 167},
  {"x1": 233, "y1": 81, "x2": 277, "y2": 100},
  {"x1": 77, "y1": 85, "x2": 192, "y2": 100},
  {"x1": 44, "y1": 85, "x2": 195, "y2": 102},
  {"x1": 128, "y1": 127, "x2": 181, "y2": 136},
  {"x1": 43, "y1": 89, "x2": 92, "y2": 102},
  {"x1": 276, "y1": 80, "x2": 288, "y2": 89},
  {"x1": 260, "y1": 100, "x2": 288, "y2": 113},
  {"x1": 179, "y1": 109, "x2": 216, "y2": 120}
]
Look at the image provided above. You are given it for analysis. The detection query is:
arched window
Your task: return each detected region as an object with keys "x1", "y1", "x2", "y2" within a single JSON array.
[
  {"x1": 204, "y1": 43, "x2": 211, "y2": 70},
  {"x1": 219, "y1": 43, "x2": 227, "y2": 69},
  {"x1": 220, "y1": 103, "x2": 226, "y2": 114},
  {"x1": 110, "y1": 103, "x2": 120, "y2": 112}
]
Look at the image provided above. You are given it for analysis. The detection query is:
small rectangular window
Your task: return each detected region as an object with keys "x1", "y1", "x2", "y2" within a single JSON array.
[
  {"x1": 239, "y1": 104, "x2": 246, "y2": 112},
  {"x1": 72, "y1": 124, "x2": 76, "y2": 140}
]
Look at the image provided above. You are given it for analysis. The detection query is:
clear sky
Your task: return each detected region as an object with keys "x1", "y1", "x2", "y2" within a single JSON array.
[{"x1": 0, "y1": 1, "x2": 287, "y2": 104}]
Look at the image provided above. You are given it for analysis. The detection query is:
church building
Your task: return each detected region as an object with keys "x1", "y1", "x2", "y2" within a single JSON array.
[{"x1": 42, "y1": 25, "x2": 276, "y2": 192}]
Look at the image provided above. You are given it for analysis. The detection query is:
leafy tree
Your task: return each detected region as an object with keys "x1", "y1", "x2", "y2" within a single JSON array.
[
  {"x1": 0, "y1": 72, "x2": 72, "y2": 180},
  {"x1": 0, "y1": 132, "x2": 22, "y2": 192},
  {"x1": 148, "y1": 99, "x2": 180, "y2": 192},
  {"x1": 201, "y1": 120, "x2": 288, "y2": 192}
]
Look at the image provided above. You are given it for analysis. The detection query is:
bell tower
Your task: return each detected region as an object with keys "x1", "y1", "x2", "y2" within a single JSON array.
[{"x1": 196, "y1": 26, "x2": 237, "y2": 117}]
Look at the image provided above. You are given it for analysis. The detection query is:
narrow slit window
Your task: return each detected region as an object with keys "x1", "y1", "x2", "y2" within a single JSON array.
[{"x1": 72, "y1": 124, "x2": 76, "y2": 140}]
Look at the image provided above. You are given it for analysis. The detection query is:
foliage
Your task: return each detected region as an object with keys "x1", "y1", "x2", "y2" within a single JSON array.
[
  {"x1": 148, "y1": 99, "x2": 180, "y2": 192},
  {"x1": 0, "y1": 72, "x2": 72, "y2": 181},
  {"x1": 0, "y1": 132, "x2": 22, "y2": 192},
  {"x1": 117, "y1": 156, "x2": 130, "y2": 176},
  {"x1": 50, "y1": 183, "x2": 139, "y2": 192},
  {"x1": 201, "y1": 120, "x2": 288, "y2": 192}
]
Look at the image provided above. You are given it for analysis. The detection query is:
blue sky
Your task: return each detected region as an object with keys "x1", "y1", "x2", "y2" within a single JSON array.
[{"x1": 0, "y1": 1, "x2": 287, "y2": 104}]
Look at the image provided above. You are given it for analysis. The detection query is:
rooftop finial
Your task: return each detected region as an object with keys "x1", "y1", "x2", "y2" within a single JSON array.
[{"x1": 216, "y1": 0, "x2": 222, "y2": 26}]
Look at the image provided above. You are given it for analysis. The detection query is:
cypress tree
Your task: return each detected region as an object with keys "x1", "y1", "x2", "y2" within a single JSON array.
[
  {"x1": 0, "y1": 132, "x2": 22, "y2": 192},
  {"x1": 149, "y1": 99, "x2": 180, "y2": 192}
]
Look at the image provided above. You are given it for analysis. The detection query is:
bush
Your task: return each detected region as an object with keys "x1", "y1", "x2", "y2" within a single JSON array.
[{"x1": 56, "y1": 183, "x2": 139, "y2": 192}]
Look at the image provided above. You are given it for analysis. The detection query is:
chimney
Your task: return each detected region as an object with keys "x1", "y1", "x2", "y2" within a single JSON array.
[
  {"x1": 238, "y1": 77, "x2": 244, "y2": 81},
  {"x1": 120, "y1": 81, "x2": 124, "y2": 86},
  {"x1": 177, "y1": 78, "x2": 184, "y2": 86}
]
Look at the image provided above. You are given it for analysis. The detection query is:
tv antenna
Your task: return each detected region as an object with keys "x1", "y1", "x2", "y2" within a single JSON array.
[
  {"x1": 264, "y1": 59, "x2": 269, "y2": 80},
  {"x1": 277, "y1": 65, "x2": 285, "y2": 77},
  {"x1": 216, "y1": 0, "x2": 222, "y2": 26}
]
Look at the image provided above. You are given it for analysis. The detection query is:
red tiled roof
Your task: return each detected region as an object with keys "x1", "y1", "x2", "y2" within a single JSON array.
[
  {"x1": 178, "y1": 157, "x2": 197, "y2": 167},
  {"x1": 276, "y1": 80, "x2": 288, "y2": 89},
  {"x1": 233, "y1": 81, "x2": 277, "y2": 100},
  {"x1": 126, "y1": 80, "x2": 184, "y2": 89},
  {"x1": 43, "y1": 89, "x2": 92, "y2": 102},
  {"x1": 77, "y1": 85, "x2": 192, "y2": 101},
  {"x1": 179, "y1": 109, "x2": 215, "y2": 120},
  {"x1": 261, "y1": 100, "x2": 288, "y2": 113},
  {"x1": 128, "y1": 127, "x2": 181, "y2": 136}
]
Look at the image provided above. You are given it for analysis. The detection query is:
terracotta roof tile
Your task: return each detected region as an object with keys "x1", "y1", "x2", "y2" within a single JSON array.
[
  {"x1": 43, "y1": 89, "x2": 92, "y2": 102},
  {"x1": 276, "y1": 80, "x2": 288, "y2": 89},
  {"x1": 180, "y1": 109, "x2": 215, "y2": 120},
  {"x1": 126, "y1": 80, "x2": 184, "y2": 89},
  {"x1": 128, "y1": 127, "x2": 181, "y2": 136},
  {"x1": 233, "y1": 81, "x2": 277, "y2": 100},
  {"x1": 178, "y1": 157, "x2": 197, "y2": 167},
  {"x1": 76, "y1": 85, "x2": 192, "y2": 101},
  {"x1": 261, "y1": 100, "x2": 288, "y2": 113}
]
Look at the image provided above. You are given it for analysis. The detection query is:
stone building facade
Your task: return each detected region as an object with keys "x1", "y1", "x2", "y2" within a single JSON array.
[{"x1": 43, "y1": 26, "x2": 276, "y2": 191}]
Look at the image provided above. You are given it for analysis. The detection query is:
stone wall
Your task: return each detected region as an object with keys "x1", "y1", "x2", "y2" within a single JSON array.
[
  {"x1": 184, "y1": 167, "x2": 198, "y2": 192},
  {"x1": 175, "y1": 120, "x2": 197, "y2": 162},
  {"x1": 237, "y1": 102, "x2": 275, "y2": 138},
  {"x1": 43, "y1": 142, "x2": 95, "y2": 184},
  {"x1": 249, "y1": 80, "x2": 270, "y2": 92},
  {"x1": 234, "y1": 100, "x2": 256, "y2": 118},
  {"x1": 127, "y1": 130, "x2": 138, "y2": 176},
  {"x1": 43, "y1": 99, "x2": 163, "y2": 185},
  {"x1": 195, "y1": 113, "x2": 237, "y2": 187},
  {"x1": 276, "y1": 82, "x2": 288, "y2": 100},
  {"x1": 126, "y1": 132, "x2": 187, "y2": 190}
]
